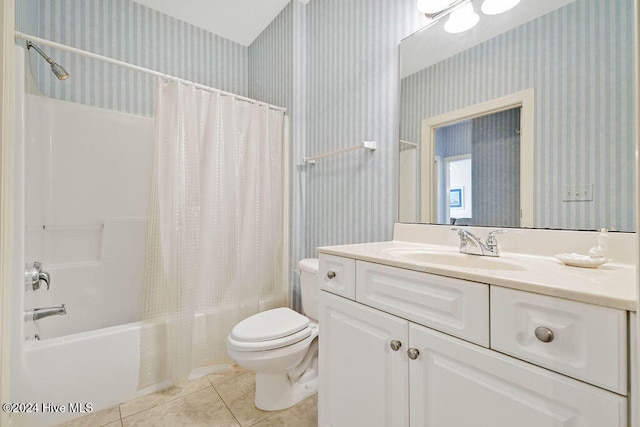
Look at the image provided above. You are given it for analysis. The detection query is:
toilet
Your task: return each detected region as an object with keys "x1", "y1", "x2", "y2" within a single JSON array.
[{"x1": 227, "y1": 258, "x2": 319, "y2": 411}]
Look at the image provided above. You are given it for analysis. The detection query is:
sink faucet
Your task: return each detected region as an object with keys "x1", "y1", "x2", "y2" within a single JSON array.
[{"x1": 452, "y1": 228, "x2": 508, "y2": 257}]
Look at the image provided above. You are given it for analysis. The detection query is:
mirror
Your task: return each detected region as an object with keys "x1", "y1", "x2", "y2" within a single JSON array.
[
  {"x1": 432, "y1": 107, "x2": 522, "y2": 228},
  {"x1": 399, "y1": 0, "x2": 636, "y2": 231}
]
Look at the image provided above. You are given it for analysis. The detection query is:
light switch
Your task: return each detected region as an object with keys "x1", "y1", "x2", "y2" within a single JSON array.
[{"x1": 562, "y1": 184, "x2": 593, "y2": 202}]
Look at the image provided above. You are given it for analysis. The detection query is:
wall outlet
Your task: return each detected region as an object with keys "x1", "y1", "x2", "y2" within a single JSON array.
[{"x1": 562, "y1": 184, "x2": 593, "y2": 202}]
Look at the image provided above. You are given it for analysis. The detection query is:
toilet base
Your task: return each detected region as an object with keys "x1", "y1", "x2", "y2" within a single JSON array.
[{"x1": 255, "y1": 366, "x2": 318, "y2": 411}]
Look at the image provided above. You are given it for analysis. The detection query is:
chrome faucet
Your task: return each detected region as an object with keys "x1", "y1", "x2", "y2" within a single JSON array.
[
  {"x1": 25, "y1": 261, "x2": 51, "y2": 291},
  {"x1": 452, "y1": 228, "x2": 508, "y2": 257},
  {"x1": 32, "y1": 304, "x2": 66, "y2": 321}
]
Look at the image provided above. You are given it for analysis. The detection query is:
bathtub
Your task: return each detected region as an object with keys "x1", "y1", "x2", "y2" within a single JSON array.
[
  {"x1": 9, "y1": 47, "x2": 167, "y2": 427},
  {"x1": 11, "y1": 322, "x2": 173, "y2": 427}
]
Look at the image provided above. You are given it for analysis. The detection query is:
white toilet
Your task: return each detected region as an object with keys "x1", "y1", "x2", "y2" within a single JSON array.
[{"x1": 227, "y1": 258, "x2": 320, "y2": 411}]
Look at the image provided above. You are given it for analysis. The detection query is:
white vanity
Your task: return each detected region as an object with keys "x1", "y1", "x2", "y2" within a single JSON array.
[{"x1": 317, "y1": 224, "x2": 636, "y2": 427}]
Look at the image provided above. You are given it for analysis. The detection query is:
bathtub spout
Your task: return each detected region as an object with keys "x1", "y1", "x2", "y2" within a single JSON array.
[{"x1": 32, "y1": 304, "x2": 66, "y2": 321}]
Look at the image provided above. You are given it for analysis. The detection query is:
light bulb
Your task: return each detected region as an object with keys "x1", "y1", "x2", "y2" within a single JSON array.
[
  {"x1": 444, "y1": 3, "x2": 479, "y2": 33},
  {"x1": 481, "y1": 0, "x2": 521, "y2": 15},
  {"x1": 417, "y1": 0, "x2": 452, "y2": 14}
]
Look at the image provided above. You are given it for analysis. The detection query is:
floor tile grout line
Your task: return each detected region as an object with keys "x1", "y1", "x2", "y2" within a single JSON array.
[
  {"x1": 247, "y1": 410, "x2": 280, "y2": 427},
  {"x1": 63, "y1": 367, "x2": 316, "y2": 427},
  {"x1": 211, "y1": 384, "x2": 243, "y2": 426},
  {"x1": 212, "y1": 372, "x2": 280, "y2": 427},
  {"x1": 118, "y1": 380, "x2": 213, "y2": 420}
]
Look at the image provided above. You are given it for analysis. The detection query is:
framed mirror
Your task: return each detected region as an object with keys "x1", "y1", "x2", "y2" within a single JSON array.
[{"x1": 399, "y1": 0, "x2": 636, "y2": 232}]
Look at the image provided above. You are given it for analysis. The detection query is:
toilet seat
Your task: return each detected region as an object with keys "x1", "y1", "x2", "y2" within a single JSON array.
[{"x1": 228, "y1": 307, "x2": 312, "y2": 352}]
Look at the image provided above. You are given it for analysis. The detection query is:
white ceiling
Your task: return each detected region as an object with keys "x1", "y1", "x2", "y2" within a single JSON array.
[{"x1": 131, "y1": 0, "x2": 294, "y2": 47}]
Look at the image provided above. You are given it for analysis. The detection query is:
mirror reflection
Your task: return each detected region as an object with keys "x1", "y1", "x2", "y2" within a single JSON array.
[
  {"x1": 434, "y1": 107, "x2": 521, "y2": 227},
  {"x1": 399, "y1": 0, "x2": 636, "y2": 231}
]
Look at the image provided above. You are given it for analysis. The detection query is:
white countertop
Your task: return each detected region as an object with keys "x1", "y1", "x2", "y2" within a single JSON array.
[{"x1": 317, "y1": 239, "x2": 637, "y2": 311}]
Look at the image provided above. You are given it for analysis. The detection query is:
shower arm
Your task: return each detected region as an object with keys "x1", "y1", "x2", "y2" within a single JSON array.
[
  {"x1": 26, "y1": 41, "x2": 54, "y2": 65},
  {"x1": 25, "y1": 39, "x2": 70, "y2": 80}
]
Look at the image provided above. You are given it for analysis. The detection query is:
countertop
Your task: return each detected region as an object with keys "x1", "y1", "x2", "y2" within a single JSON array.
[{"x1": 317, "y1": 240, "x2": 637, "y2": 311}]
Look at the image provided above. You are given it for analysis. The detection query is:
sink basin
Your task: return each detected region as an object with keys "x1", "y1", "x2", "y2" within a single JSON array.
[{"x1": 384, "y1": 248, "x2": 527, "y2": 271}]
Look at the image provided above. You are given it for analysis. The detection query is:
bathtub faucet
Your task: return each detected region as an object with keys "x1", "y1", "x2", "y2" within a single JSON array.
[{"x1": 32, "y1": 304, "x2": 66, "y2": 321}]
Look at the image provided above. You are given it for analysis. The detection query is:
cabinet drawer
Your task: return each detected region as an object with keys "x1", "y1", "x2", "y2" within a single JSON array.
[
  {"x1": 318, "y1": 254, "x2": 356, "y2": 299},
  {"x1": 356, "y1": 261, "x2": 489, "y2": 347},
  {"x1": 491, "y1": 286, "x2": 627, "y2": 395}
]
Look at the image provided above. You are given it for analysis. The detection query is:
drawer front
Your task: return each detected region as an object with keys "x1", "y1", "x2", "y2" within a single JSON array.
[
  {"x1": 356, "y1": 261, "x2": 489, "y2": 347},
  {"x1": 318, "y1": 254, "x2": 356, "y2": 299},
  {"x1": 491, "y1": 286, "x2": 627, "y2": 395}
]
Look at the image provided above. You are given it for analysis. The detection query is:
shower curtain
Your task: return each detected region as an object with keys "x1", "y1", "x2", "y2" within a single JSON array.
[{"x1": 139, "y1": 79, "x2": 287, "y2": 387}]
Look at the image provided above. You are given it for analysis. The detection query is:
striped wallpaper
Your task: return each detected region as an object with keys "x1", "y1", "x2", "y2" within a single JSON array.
[
  {"x1": 401, "y1": 0, "x2": 635, "y2": 231},
  {"x1": 16, "y1": 0, "x2": 632, "y2": 310},
  {"x1": 247, "y1": 2, "x2": 308, "y2": 311},
  {"x1": 16, "y1": 0, "x2": 248, "y2": 117},
  {"x1": 472, "y1": 109, "x2": 521, "y2": 227},
  {"x1": 304, "y1": 0, "x2": 424, "y2": 255}
]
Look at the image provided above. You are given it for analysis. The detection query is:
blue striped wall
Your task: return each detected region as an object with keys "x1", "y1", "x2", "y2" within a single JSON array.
[
  {"x1": 248, "y1": 2, "x2": 308, "y2": 311},
  {"x1": 16, "y1": 0, "x2": 248, "y2": 117},
  {"x1": 472, "y1": 109, "x2": 521, "y2": 227},
  {"x1": 17, "y1": 0, "x2": 630, "y2": 285},
  {"x1": 304, "y1": 0, "x2": 424, "y2": 255},
  {"x1": 15, "y1": 0, "x2": 38, "y2": 35},
  {"x1": 401, "y1": 0, "x2": 635, "y2": 231}
]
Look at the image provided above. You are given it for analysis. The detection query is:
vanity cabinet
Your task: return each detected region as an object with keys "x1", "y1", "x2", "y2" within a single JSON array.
[{"x1": 318, "y1": 255, "x2": 629, "y2": 427}]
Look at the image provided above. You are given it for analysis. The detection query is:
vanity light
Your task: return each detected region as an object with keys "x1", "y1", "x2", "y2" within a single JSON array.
[
  {"x1": 416, "y1": 0, "x2": 452, "y2": 14},
  {"x1": 444, "y1": 3, "x2": 479, "y2": 34},
  {"x1": 481, "y1": 0, "x2": 521, "y2": 15},
  {"x1": 416, "y1": 0, "x2": 522, "y2": 34}
]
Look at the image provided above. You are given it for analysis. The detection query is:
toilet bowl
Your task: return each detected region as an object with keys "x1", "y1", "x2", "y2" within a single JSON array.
[{"x1": 227, "y1": 258, "x2": 320, "y2": 411}]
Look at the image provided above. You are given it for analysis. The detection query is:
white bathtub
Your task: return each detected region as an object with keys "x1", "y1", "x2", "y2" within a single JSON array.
[
  {"x1": 9, "y1": 47, "x2": 169, "y2": 427},
  {"x1": 11, "y1": 322, "x2": 172, "y2": 427}
]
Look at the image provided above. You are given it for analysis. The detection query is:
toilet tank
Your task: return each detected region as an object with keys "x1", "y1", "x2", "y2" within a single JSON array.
[{"x1": 298, "y1": 258, "x2": 319, "y2": 321}]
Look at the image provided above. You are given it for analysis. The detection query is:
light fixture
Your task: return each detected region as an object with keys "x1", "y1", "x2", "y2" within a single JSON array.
[
  {"x1": 26, "y1": 41, "x2": 70, "y2": 80},
  {"x1": 416, "y1": 0, "x2": 452, "y2": 15},
  {"x1": 416, "y1": 0, "x2": 521, "y2": 34},
  {"x1": 481, "y1": 0, "x2": 522, "y2": 15},
  {"x1": 417, "y1": 0, "x2": 469, "y2": 20},
  {"x1": 444, "y1": 3, "x2": 479, "y2": 33}
]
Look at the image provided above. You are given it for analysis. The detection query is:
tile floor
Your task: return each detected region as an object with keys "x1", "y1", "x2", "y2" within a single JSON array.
[{"x1": 56, "y1": 366, "x2": 318, "y2": 427}]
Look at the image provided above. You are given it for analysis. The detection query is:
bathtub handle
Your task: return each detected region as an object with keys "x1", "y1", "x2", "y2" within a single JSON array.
[
  {"x1": 26, "y1": 261, "x2": 51, "y2": 291},
  {"x1": 39, "y1": 271, "x2": 50, "y2": 290}
]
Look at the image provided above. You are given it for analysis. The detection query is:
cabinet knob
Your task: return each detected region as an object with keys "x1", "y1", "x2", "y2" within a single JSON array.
[
  {"x1": 390, "y1": 340, "x2": 402, "y2": 351},
  {"x1": 407, "y1": 348, "x2": 420, "y2": 360},
  {"x1": 534, "y1": 326, "x2": 554, "y2": 343},
  {"x1": 326, "y1": 271, "x2": 336, "y2": 279}
]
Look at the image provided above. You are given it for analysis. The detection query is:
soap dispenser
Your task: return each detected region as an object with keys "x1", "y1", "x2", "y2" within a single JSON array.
[{"x1": 588, "y1": 228, "x2": 608, "y2": 259}]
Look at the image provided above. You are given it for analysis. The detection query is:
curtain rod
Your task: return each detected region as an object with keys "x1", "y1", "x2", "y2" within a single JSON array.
[{"x1": 14, "y1": 31, "x2": 287, "y2": 113}]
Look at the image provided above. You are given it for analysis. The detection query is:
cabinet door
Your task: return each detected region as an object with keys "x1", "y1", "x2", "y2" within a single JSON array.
[
  {"x1": 409, "y1": 323, "x2": 627, "y2": 427},
  {"x1": 319, "y1": 291, "x2": 409, "y2": 427}
]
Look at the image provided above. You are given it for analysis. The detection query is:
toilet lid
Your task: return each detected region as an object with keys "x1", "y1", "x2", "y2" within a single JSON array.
[
  {"x1": 230, "y1": 307, "x2": 310, "y2": 343},
  {"x1": 228, "y1": 324, "x2": 313, "y2": 352}
]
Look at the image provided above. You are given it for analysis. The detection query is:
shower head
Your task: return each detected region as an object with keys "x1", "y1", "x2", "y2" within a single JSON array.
[{"x1": 26, "y1": 41, "x2": 69, "y2": 80}]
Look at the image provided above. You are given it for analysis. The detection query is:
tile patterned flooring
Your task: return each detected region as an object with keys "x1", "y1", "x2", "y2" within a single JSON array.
[{"x1": 56, "y1": 366, "x2": 318, "y2": 427}]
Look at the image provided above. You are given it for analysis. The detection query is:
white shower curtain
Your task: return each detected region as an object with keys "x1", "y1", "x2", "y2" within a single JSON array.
[{"x1": 139, "y1": 79, "x2": 287, "y2": 387}]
